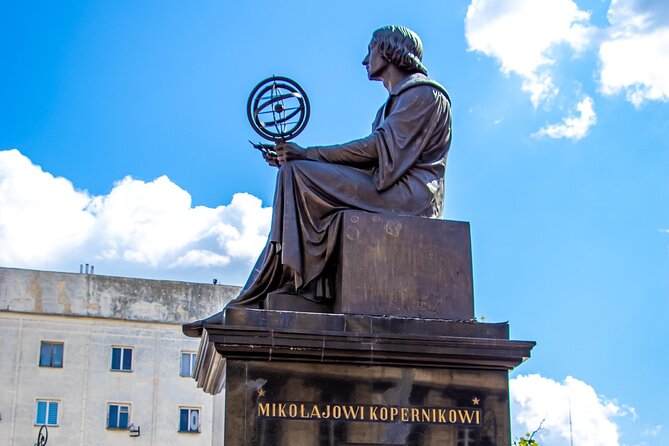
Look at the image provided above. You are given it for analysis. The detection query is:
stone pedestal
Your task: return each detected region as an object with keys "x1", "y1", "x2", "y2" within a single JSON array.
[
  {"x1": 194, "y1": 308, "x2": 534, "y2": 446},
  {"x1": 189, "y1": 216, "x2": 535, "y2": 445},
  {"x1": 225, "y1": 360, "x2": 508, "y2": 446}
]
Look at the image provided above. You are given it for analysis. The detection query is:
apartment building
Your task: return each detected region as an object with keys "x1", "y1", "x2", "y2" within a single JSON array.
[{"x1": 0, "y1": 266, "x2": 238, "y2": 445}]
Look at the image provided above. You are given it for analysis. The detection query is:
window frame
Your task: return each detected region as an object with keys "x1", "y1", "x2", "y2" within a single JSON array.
[
  {"x1": 38, "y1": 341, "x2": 64, "y2": 368},
  {"x1": 110, "y1": 346, "x2": 133, "y2": 372},
  {"x1": 179, "y1": 351, "x2": 197, "y2": 377},
  {"x1": 106, "y1": 402, "x2": 131, "y2": 430},
  {"x1": 456, "y1": 427, "x2": 476, "y2": 446},
  {"x1": 178, "y1": 406, "x2": 201, "y2": 433},
  {"x1": 35, "y1": 399, "x2": 60, "y2": 427}
]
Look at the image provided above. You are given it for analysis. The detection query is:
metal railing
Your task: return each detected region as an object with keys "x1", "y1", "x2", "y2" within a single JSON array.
[{"x1": 35, "y1": 425, "x2": 48, "y2": 446}]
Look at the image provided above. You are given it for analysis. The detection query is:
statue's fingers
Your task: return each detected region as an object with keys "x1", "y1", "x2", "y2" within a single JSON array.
[{"x1": 285, "y1": 147, "x2": 303, "y2": 161}]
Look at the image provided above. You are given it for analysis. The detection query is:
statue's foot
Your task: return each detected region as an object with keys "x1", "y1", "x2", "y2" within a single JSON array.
[
  {"x1": 270, "y1": 281, "x2": 297, "y2": 295},
  {"x1": 182, "y1": 310, "x2": 226, "y2": 338}
]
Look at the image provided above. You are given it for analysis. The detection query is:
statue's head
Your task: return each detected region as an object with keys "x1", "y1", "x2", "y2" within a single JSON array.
[{"x1": 369, "y1": 25, "x2": 428, "y2": 75}]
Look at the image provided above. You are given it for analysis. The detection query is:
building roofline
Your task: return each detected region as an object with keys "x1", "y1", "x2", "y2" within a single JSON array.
[{"x1": 0, "y1": 266, "x2": 239, "y2": 324}]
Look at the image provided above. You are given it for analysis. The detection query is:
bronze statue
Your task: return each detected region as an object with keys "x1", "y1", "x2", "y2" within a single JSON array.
[{"x1": 184, "y1": 25, "x2": 451, "y2": 336}]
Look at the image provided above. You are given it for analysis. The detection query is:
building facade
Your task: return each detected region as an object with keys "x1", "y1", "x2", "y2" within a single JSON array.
[{"x1": 0, "y1": 267, "x2": 238, "y2": 445}]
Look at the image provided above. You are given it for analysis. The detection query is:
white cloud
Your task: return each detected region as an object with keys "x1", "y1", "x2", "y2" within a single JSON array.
[
  {"x1": 465, "y1": 0, "x2": 669, "y2": 138},
  {"x1": 511, "y1": 374, "x2": 626, "y2": 446},
  {"x1": 169, "y1": 250, "x2": 230, "y2": 268},
  {"x1": 642, "y1": 424, "x2": 663, "y2": 437},
  {"x1": 0, "y1": 149, "x2": 272, "y2": 284},
  {"x1": 0, "y1": 149, "x2": 95, "y2": 264},
  {"x1": 599, "y1": 0, "x2": 669, "y2": 106},
  {"x1": 533, "y1": 96, "x2": 596, "y2": 140},
  {"x1": 465, "y1": 0, "x2": 593, "y2": 107}
]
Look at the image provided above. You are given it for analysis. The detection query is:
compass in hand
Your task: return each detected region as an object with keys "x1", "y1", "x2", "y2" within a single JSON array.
[{"x1": 247, "y1": 76, "x2": 310, "y2": 156}]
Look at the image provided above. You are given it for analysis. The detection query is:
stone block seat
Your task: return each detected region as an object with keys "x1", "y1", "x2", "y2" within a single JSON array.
[{"x1": 265, "y1": 210, "x2": 474, "y2": 320}]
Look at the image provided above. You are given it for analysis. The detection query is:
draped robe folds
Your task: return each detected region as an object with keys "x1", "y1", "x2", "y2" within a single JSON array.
[{"x1": 231, "y1": 73, "x2": 452, "y2": 305}]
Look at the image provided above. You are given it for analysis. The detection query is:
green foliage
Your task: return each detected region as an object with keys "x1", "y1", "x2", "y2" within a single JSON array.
[
  {"x1": 513, "y1": 417, "x2": 544, "y2": 445},
  {"x1": 513, "y1": 433, "x2": 540, "y2": 446}
]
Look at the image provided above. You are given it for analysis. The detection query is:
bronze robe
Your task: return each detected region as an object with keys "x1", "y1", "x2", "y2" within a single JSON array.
[{"x1": 232, "y1": 73, "x2": 452, "y2": 305}]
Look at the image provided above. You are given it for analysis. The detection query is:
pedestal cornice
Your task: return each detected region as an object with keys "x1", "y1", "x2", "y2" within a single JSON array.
[{"x1": 194, "y1": 307, "x2": 535, "y2": 394}]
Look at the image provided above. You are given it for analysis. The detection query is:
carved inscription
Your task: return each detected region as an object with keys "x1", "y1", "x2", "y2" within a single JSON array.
[{"x1": 257, "y1": 402, "x2": 481, "y2": 425}]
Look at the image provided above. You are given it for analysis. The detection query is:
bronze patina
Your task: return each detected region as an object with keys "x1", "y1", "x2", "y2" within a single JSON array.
[
  {"x1": 247, "y1": 76, "x2": 310, "y2": 143},
  {"x1": 183, "y1": 25, "x2": 452, "y2": 336}
]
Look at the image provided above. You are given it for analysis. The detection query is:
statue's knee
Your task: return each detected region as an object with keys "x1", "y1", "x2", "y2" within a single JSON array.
[
  {"x1": 279, "y1": 160, "x2": 309, "y2": 177},
  {"x1": 278, "y1": 162, "x2": 295, "y2": 179},
  {"x1": 289, "y1": 160, "x2": 310, "y2": 169}
]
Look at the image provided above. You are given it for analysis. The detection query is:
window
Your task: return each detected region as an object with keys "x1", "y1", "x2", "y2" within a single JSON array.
[
  {"x1": 457, "y1": 428, "x2": 475, "y2": 446},
  {"x1": 180, "y1": 352, "x2": 197, "y2": 377},
  {"x1": 110, "y1": 347, "x2": 132, "y2": 371},
  {"x1": 35, "y1": 400, "x2": 59, "y2": 426},
  {"x1": 107, "y1": 404, "x2": 130, "y2": 429},
  {"x1": 39, "y1": 342, "x2": 63, "y2": 367},
  {"x1": 178, "y1": 407, "x2": 200, "y2": 433}
]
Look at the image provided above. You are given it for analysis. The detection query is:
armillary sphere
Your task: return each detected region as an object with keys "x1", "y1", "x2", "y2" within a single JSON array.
[{"x1": 247, "y1": 76, "x2": 310, "y2": 142}]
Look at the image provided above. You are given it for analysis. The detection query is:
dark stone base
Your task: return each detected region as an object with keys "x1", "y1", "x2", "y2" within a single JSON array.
[
  {"x1": 195, "y1": 309, "x2": 534, "y2": 446},
  {"x1": 225, "y1": 359, "x2": 509, "y2": 446}
]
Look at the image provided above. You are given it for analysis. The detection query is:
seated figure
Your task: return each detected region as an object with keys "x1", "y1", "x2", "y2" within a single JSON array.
[{"x1": 184, "y1": 25, "x2": 451, "y2": 336}]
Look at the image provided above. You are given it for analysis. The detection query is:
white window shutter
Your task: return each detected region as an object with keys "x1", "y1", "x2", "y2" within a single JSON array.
[
  {"x1": 189, "y1": 409, "x2": 199, "y2": 432},
  {"x1": 180, "y1": 353, "x2": 191, "y2": 376}
]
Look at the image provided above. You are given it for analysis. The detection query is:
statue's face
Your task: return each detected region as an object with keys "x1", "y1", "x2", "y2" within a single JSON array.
[{"x1": 362, "y1": 42, "x2": 389, "y2": 81}]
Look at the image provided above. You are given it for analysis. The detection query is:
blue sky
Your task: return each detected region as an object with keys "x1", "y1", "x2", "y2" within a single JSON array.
[{"x1": 1, "y1": 0, "x2": 668, "y2": 443}]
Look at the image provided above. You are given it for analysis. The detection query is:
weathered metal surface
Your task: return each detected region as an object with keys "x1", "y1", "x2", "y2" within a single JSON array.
[
  {"x1": 263, "y1": 290, "x2": 334, "y2": 312},
  {"x1": 247, "y1": 76, "x2": 311, "y2": 142},
  {"x1": 335, "y1": 212, "x2": 474, "y2": 320},
  {"x1": 230, "y1": 25, "x2": 452, "y2": 307}
]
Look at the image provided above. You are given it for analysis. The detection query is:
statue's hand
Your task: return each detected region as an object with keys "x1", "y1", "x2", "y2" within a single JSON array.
[
  {"x1": 262, "y1": 150, "x2": 280, "y2": 168},
  {"x1": 249, "y1": 140, "x2": 280, "y2": 168},
  {"x1": 275, "y1": 142, "x2": 307, "y2": 165}
]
